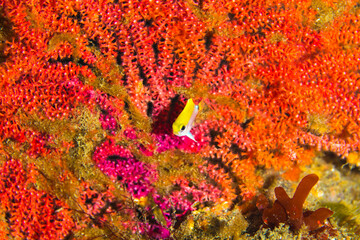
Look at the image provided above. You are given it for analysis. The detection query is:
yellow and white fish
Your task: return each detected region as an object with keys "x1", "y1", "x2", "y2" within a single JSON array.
[{"x1": 172, "y1": 98, "x2": 199, "y2": 142}]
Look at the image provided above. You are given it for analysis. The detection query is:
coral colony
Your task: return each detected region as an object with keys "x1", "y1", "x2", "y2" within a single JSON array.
[{"x1": 0, "y1": 0, "x2": 359, "y2": 239}]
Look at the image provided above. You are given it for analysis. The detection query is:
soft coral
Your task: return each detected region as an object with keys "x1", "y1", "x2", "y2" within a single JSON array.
[{"x1": 262, "y1": 174, "x2": 333, "y2": 232}]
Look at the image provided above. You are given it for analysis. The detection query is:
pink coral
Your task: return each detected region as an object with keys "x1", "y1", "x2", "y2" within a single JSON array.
[
  {"x1": 168, "y1": 179, "x2": 222, "y2": 214},
  {"x1": 93, "y1": 140, "x2": 156, "y2": 198},
  {"x1": 95, "y1": 93, "x2": 122, "y2": 134}
]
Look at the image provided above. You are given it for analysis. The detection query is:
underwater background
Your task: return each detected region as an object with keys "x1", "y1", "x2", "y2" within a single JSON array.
[{"x1": 0, "y1": 0, "x2": 360, "y2": 239}]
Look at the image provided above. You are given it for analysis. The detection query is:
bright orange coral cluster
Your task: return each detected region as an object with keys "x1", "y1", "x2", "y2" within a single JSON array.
[{"x1": 195, "y1": 0, "x2": 360, "y2": 200}]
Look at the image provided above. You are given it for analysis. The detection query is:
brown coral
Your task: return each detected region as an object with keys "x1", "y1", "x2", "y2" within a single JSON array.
[{"x1": 262, "y1": 174, "x2": 333, "y2": 232}]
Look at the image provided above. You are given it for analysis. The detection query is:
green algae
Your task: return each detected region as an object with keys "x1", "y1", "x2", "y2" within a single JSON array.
[{"x1": 174, "y1": 207, "x2": 248, "y2": 240}]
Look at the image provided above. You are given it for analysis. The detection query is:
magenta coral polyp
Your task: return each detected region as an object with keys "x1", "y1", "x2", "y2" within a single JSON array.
[{"x1": 93, "y1": 140, "x2": 156, "y2": 198}]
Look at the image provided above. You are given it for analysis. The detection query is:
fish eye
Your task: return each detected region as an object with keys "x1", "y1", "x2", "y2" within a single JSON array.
[{"x1": 180, "y1": 125, "x2": 186, "y2": 131}]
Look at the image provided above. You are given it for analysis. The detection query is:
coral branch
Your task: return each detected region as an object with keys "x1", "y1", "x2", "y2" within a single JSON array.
[{"x1": 263, "y1": 174, "x2": 333, "y2": 233}]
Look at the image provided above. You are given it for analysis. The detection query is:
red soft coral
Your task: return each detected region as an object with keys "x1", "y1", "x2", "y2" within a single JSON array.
[
  {"x1": 0, "y1": 159, "x2": 74, "y2": 239},
  {"x1": 262, "y1": 174, "x2": 333, "y2": 232}
]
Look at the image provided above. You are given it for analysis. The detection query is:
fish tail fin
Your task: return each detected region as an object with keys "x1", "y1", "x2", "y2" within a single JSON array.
[
  {"x1": 186, "y1": 132, "x2": 197, "y2": 142},
  {"x1": 198, "y1": 99, "x2": 206, "y2": 113}
]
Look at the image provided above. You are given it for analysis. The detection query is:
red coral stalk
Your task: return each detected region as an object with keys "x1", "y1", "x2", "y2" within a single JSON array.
[{"x1": 262, "y1": 174, "x2": 333, "y2": 232}]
